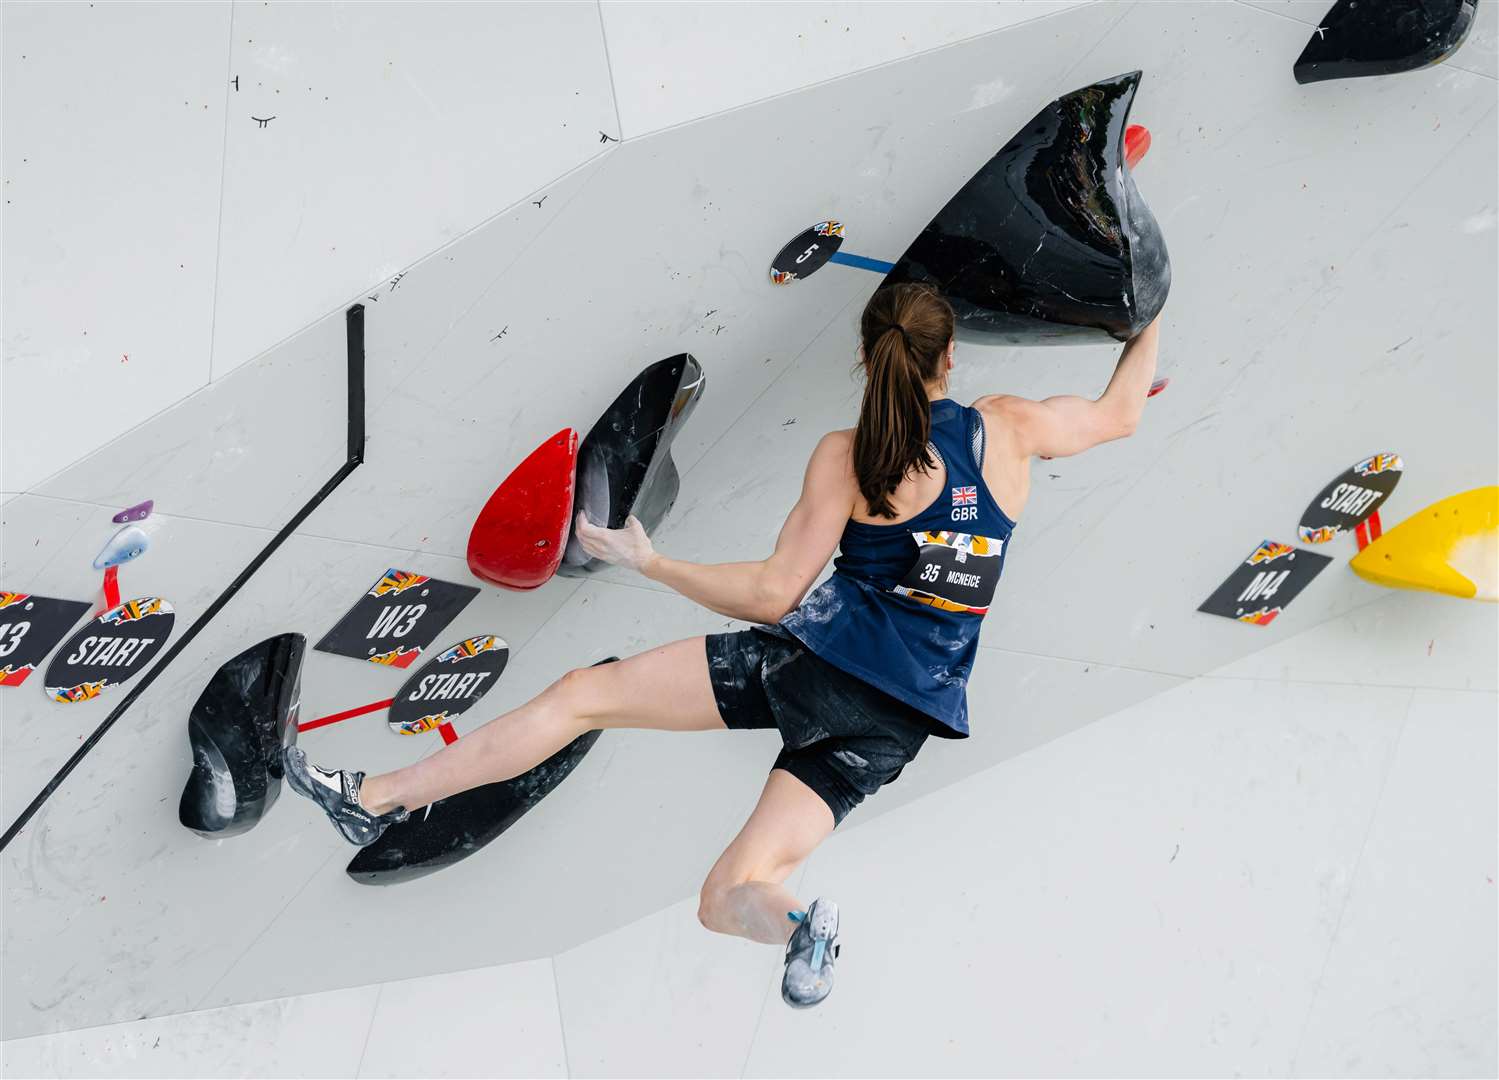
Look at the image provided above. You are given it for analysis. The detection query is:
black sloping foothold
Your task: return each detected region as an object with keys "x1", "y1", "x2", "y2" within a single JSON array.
[
  {"x1": 179, "y1": 633, "x2": 305, "y2": 838},
  {"x1": 883, "y1": 71, "x2": 1171, "y2": 346},
  {"x1": 346, "y1": 658, "x2": 618, "y2": 884},
  {"x1": 1294, "y1": 0, "x2": 1477, "y2": 84},
  {"x1": 560, "y1": 354, "x2": 705, "y2": 574},
  {"x1": 345, "y1": 731, "x2": 602, "y2": 884}
]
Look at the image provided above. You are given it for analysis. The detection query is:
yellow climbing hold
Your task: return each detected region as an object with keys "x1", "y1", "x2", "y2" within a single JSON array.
[{"x1": 1350, "y1": 486, "x2": 1499, "y2": 601}]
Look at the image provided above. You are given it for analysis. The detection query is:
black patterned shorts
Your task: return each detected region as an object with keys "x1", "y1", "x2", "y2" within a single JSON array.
[{"x1": 704, "y1": 627, "x2": 935, "y2": 825}]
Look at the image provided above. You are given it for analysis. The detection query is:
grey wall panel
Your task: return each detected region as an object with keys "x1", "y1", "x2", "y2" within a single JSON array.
[{"x1": 3, "y1": 2, "x2": 231, "y2": 494}]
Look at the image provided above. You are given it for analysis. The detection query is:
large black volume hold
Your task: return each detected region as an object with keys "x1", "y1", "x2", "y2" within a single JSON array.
[
  {"x1": 561, "y1": 355, "x2": 705, "y2": 574},
  {"x1": 884, "y1": 71, "x2": 1170, "y2": 345},
  {"x1": 179, "y1": 633, "x2": 305, "y2": 837},
  {"x1": 1294, "y1": 0, "x2": 1478, "y2": 84}
]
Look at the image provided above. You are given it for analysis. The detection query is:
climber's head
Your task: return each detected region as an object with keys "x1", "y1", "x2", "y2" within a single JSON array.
[{"x1": 852, "y1": 283, "x2": 955, "y2": 519}]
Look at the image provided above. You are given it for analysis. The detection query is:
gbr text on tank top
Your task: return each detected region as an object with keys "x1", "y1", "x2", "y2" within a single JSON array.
[{"x1": 776, "y1": 399, "x2": 1015, "y2": 736}]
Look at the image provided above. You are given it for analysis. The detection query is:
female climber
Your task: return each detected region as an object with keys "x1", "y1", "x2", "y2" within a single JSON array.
[{"x1": 285, "y1": 282, "x2": 1161, "y2": 1009}]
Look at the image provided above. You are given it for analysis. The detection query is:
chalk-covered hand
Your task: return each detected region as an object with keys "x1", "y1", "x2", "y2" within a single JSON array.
[{"x1": 573, "y1": 512, "x2": 656, "y2": 572}]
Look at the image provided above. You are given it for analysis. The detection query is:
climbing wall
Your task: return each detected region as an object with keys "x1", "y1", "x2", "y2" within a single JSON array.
[{"x1": 2, "y1": 1, "x2": 1494, "y2": 1075}]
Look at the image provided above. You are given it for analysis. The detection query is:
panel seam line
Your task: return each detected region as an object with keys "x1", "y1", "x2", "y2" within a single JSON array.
[
  {"x1": 594, "y1": 0, "x2": 626, "y2": 140},
  {"x1": 1286, "y1": 686, "x2": 1418, "y2": 1072}
]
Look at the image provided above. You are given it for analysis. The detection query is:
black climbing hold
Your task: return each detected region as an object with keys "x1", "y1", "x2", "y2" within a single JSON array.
[
  {"x1": 883, "y1": 71, "x2": 1170, "y2": 345},
  {"x1": 179, "y1": 632, "x2": 305, "y2": 837},
  {"x1": 1294, "y1": 0, "x2": 1478, "y2": 85},
  {"x1": 346, "y1": 658, "x2": 618, "y2": 884},
  {"x1": 561, "y1": 355, "x2": 705, "y2": 574}
]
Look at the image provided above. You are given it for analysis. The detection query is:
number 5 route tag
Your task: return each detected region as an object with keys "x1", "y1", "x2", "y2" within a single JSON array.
[
  {"x1": 892, "y1": 532, "x2": 1003, "y2": 615},
  {"x1": 769, "y1": 221, "x2": 844, "y2": 285}
]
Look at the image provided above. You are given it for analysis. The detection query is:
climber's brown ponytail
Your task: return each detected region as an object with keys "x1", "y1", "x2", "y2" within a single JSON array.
[{"x1": 853, "y1": 284, "x2": 955, "y2": 518}]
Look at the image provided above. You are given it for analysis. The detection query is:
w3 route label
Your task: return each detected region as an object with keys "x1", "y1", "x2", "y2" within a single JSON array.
[
  {"x1": 893, "y1": 531, "x2": 1003, "y2": 614},
  {"x1": 1198, "y1": 541, "x2": 1331, "y2": 627},
  {"x1": 0, "y1": 592, "x2": 91, "y2": 688},
  {"x1": 315, "y1": 569, "x2": 478, "y2": 669}
]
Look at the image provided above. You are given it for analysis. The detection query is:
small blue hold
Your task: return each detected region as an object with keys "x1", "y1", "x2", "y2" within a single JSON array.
[{"x1": 94, "y1": 524, "x2": 150, "y2": 570}]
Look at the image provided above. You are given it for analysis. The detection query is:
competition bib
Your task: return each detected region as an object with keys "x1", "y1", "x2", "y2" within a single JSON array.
[{"x1": 892, "y1": 531, "x2": 1002, "y2": 615}]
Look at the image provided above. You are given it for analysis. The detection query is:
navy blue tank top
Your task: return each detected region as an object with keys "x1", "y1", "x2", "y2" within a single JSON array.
[{"x1": 776, "y1": 398, "x2": 1015, "y2": 737}]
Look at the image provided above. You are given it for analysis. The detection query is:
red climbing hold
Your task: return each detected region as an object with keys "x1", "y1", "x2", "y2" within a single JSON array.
[
  {"x1": 467, "y1": 428, "x2": 579, "y2": 590},
  {"x1": 1125, "y1": 124, "x2": 1151, "y2": 169}
]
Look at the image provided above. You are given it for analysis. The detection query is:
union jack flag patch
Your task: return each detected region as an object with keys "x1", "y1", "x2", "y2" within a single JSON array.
[{"x1": 951, "y1": 486, "x2": 977, "y2": 506}]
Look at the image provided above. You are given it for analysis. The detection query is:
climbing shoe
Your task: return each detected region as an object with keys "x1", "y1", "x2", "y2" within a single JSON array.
[
  {"x1": 782, "y1": 897, "x2": 840, "y2": 1008},
  {"x1": 282, "y1": 746, "x2": 409, "y2": 847}
]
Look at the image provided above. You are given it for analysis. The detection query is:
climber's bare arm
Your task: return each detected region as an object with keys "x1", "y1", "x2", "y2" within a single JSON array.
[{"x1": 979, "y1": 318, "x2": 1161, "y2": 460}]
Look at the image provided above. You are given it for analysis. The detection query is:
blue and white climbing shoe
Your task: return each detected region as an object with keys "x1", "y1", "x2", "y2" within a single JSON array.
[
  {"x1": 282, "y1": 747, "x2": 408, "y2": 847},
  {"x1": 782, "y1": 898, "x2": 840, "y2": 1009}
]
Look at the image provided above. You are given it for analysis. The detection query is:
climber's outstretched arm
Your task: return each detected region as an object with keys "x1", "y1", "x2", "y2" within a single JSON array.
[{"x1": 983, "y1": 317, "x2": 1161, "y2": 460}]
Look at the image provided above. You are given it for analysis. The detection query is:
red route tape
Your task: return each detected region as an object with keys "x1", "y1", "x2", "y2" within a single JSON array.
[
  {"x1": 298, "y1": 698, "x2": 394, "y2": 733},
  {"x1": 438, "y1": 722, "x2": 458, "y2": 745},
  {"x1": 102, "y1": 566, "x2": 120, "y2": 610},
  {"x1": 1125, "y1": 124, "x2": 1151, "y2": 169},
  {"x1": 1354, "y1": 510, "x2": 1383, "y2": 552}
]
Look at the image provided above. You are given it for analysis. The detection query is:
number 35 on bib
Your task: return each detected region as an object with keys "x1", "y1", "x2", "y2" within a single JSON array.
[{"x1": 892, "y1": 531, "x2": 1003, "y2": 615}]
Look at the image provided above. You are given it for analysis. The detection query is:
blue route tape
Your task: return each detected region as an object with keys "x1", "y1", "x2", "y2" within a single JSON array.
[{"x1": 828, "y1": 251, "x2": 896, "y2": 274}]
